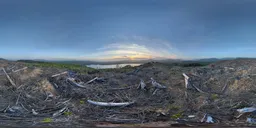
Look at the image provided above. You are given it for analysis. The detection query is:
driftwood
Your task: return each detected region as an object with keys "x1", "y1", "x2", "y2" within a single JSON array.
[
  {"x1": 87, "y1": 100, "x2": 134, "y2": 107},
  {"x1": 2, "y1": 68, "x2": 16, "y2": 87},
  {"x1": 150, "y1": 78, "x2": 167, "y2": 89},
  {"x1": 51, "y1": 71, "x2": 68, "y2": 77},
  {"x1": 12, "y1": 67, "x2": 28, "y2": 73}
]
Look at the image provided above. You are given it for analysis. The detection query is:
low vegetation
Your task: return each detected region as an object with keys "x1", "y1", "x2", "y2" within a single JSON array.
[{"x1": 19, "y1": 60, "x2": 95, "y2": 74}]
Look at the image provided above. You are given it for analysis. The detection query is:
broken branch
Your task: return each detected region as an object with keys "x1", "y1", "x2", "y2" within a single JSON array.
[{"x1": 183, "y1": 73, "x2": 191, "y2": 89}]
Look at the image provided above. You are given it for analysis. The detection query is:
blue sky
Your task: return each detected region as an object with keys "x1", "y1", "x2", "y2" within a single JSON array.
[{"x1": 1, "y1": 0, "x2": 256, "y2": 61}]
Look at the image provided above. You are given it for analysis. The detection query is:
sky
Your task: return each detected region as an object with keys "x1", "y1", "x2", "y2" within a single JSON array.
[{"x1": 1, "y1": 0, "x2": 256, "y2": 61}]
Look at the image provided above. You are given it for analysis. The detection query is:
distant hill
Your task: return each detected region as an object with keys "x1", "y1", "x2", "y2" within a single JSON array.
[
  {"x1": 194, "y1": 58, "x2": 235, "y2": 62},
  {"x1": 17, "y1": 57, "x2": 238, "y2": 65}
]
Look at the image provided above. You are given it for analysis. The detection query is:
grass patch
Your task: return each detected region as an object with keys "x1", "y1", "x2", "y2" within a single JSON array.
[
  {"x1": 167, "y1": 104, "x2": 181, "y2": 111},
  {"x1": 79, "y1": 100, "x2": 85, "y2": 104},
  {"x1": 211, "y1": 94, "x2": 219, "y2": 100},
  {"x1": 22, "y1": 61, "x2": 95, "y2": 74},
  {"x1": 42, "y1": 118, "x2": 53, "y2": 123},
  {"x1": 170, "y1": 112, "x2": 183, "y2": 119},
  {"x1": 64, "y1": 111, "x2": 72, "y2": 116}
]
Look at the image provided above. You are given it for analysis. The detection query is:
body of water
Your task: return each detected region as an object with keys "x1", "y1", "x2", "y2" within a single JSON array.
[{"x1": 87, "y1": 63, "x2": 141, "y2": 69}]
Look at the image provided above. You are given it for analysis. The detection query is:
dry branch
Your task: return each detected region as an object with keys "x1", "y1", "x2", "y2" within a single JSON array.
[
  {"x1": 12, "y1": 67, "x2": 28, "y2": 73},
  {"x1": 87, "y1": 100, "x2": 135, "y2": 107},
  {"x1": 191, "y1": 84, "x2": 205, "y2": 93},
  {"x1": 2, "y1": 68, "x2": 16, "y2": 87},
  {"x1": 16, "y1": 93, "x2": 21, "y2": 105},
  {"x1": 221, "y1": 83, "x2": 228, "y2": 94}
]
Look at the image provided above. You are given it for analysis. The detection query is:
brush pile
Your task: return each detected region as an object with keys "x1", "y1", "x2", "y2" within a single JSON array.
[{"x1": 0, "y1": 59, "x2": 256, "y2": 127}]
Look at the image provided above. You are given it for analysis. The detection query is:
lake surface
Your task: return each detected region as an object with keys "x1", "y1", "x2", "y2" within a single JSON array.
[{"x1": 87, "y1": 63, "x2": 141, "y2": 69}]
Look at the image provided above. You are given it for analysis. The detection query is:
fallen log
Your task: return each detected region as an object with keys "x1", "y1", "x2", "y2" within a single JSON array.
[
  {"x1": 87, "y1": 100, "x2": 134, "y2": 107},
  {"x1": 51, "y1": 71, "x2": 68, "y2": 77}
]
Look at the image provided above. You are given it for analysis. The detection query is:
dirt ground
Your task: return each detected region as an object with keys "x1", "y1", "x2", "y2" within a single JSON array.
[{"x1": 0, "y1": 59, "x2": 256, "y2": 127}]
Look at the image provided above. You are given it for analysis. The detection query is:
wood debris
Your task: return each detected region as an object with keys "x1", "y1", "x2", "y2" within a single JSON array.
[
  {"x1": 51, "y1": 71, "x2": 68, "y2": 77},
  {"x1": 87, "y1": 100, "x2": 135, "y2": 107},
  {"x1": 12, "y1": 67, "x2": 28, "y2": 73}
]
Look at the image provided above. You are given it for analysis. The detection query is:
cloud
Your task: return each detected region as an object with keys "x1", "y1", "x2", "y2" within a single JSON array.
[{"x1": 80, "y1": 36, "x2": 180, "y2": 61}]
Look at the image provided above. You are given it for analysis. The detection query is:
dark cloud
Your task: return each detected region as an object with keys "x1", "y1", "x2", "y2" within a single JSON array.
[{"x1": 0, "y1": 0, "x2": 256, "y2": 59}]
